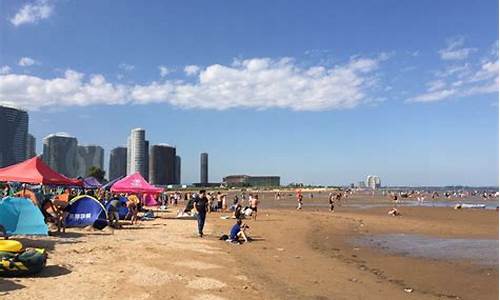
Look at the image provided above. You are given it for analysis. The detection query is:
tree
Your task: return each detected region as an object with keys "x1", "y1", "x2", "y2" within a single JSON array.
[{"x1": 87, "y1": 166, "x2": 105, "y2": 182}]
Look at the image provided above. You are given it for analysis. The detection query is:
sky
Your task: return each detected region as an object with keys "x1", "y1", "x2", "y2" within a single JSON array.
[{"x1": 0, "y1": 0, "x2": 498, "y2": 186}]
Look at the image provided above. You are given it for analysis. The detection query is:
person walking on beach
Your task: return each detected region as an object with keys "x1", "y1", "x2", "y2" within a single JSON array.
[
  {"x1": 193, "y1": 190, "x2": 209, "y2": 237},
  {"x1": 297, "y1": 192, "x2": 303, "y2": 210},
  {"x1": 250, "y1": 195, "x2": 260, "y2": 220},
  {"x1": 328, "y1": 193, "x2": 335, "y2": 212}
]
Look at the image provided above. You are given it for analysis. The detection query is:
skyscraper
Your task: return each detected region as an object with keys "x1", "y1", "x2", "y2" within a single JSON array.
[
  {"x1": 175, "y1": 155, "x2": 181, "y2": 184},
  {"x1": 0, "y1": 105, "x2": 28, "y2": 167},
  {"x1": 109, "y1": 147, "x2": 127, "y2": 181},
  {"x1": 144, "y1": 140, "x2": 150, "y2": 181},
  {"x1": 26, "y1": 133, "x2": 36, "y2": 159},
  {"x1": 366, "y1": 175, "x2": 381, "y2": 189},
  {"x1": 149, "y1": 144, "x2": 176, "y2": 185},
  {"x1": 42, "y1": 133, "x2": 78, "y2": 177},
  {"x1": 127, "y1": 128, "x2": 148, "y2": 178},
  {"x1": 76, "y1": 145, "x2": 104, "y2": 177},
  {"x1": 200, "y1": 152, "x2": 208, "y2": 185}
]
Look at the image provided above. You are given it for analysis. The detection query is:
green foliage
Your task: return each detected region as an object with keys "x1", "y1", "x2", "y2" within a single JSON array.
[{"x1": 87, "y1": 166, "x2": 105, "y2": 182}]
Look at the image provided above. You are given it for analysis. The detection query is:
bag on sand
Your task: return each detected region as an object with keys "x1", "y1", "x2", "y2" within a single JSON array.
[
  {"x1": 0, "y1": 248, "x2": 47, "y2": 277},
  {"x1": 219, "y1": 234, "x2": 229, "y2": 241}
]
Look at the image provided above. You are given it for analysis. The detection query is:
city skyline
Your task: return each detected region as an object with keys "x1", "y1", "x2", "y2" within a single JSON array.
[{"x1": 0, "y1": 0, "x2": 498, "y2": 186}]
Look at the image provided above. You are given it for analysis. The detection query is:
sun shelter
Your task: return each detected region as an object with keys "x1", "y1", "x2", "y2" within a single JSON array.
[
  {"x1": 104, "y1": 196, "x2": 129, "y2": 220},
  {"x1": 143, "y1": 194, "x2": 158, "y2": 206},
  {"x1": 110, "y1": 172, "x2": 162, "y2": 194},
  {"x1": 0, "y1": 197, "x2": 48, "y2": 236},
  {"x1": 64, "y1": 195, "x2": 108, "y2": 227},
  {"x1": 0, "y1": 157, "x2": 81, "y2": 186},
  {"x1": 83, "y1": 176, "x2": 102, "y2": 189}
]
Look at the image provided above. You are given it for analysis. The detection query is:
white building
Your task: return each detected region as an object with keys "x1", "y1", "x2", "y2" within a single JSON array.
[{"x1": 366, "y1": 175, "x2": 381, "y2": 189}]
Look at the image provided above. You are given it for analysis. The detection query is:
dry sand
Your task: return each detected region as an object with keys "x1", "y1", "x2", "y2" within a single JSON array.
[{"x1": 0, "y1": 192, "x2": 498, "y2": 299}]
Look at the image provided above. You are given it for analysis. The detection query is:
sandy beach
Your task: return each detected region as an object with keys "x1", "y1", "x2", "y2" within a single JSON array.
[{"x1": 1, "y1": 192, "x2": 498, "y2": 300}]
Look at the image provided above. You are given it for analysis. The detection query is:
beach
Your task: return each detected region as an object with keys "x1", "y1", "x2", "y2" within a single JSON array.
[{"x1": 1, "y1": 192, "x2": 498, "y2": 300}]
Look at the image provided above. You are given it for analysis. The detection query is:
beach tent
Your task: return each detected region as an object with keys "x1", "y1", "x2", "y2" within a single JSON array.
[
  {"x1": 143, "y1": 194, "x2": 158, "y2": 206},
  {"x1": 110, "y1": 172, "x2": 162, "y2": 194},
  {"x1": 0, "y1": 157, "x2": 81, "y2": 186},
  {"x1": 83, "y1": 177, "x2": 102, "y2": 189},
  {"x1": 64, "y1": 195, "x2": 108, "y2": 227},
  {"x1": 0, "y1": 197, "x2": 48, "y2": 235},
  {"x1": 101, "y1": 176, "x2": 124, "y2": 191}
]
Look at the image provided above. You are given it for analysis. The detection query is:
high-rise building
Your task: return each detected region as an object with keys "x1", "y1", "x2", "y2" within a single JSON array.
[
  {"x1": 144, "y1": 140, "x2": 149, "y2": 181},
  {"x1": 200, "y1": 152, "x2": 208, "y2": 185},
  {"x1": 0, "y1": 105, "x2": 28, "y2": 167},
  {"x1": 366, "y1": 175, "x2": 381, "y2": 189},
  {"x1": 26, "y1": 133, "x2": 36, "y2": 159},
  {"x1": 149, "y1": 144, "x2": 176, "y2": 185},
  {"x1": 175, "y1": 155, "x2": 181, "y2": 184},
  {"x1": 109, "y1": 147, "x2": 127, "y2": 181},
  {"x1": 127, "y1": 128, "x2": 148, "y2": 178},
  {"x1": 76, "y1": 145, "x2": 104, "y2": 177},
  {"x1": 42, "y1": 133, "x2": 78, "y2": 177}
]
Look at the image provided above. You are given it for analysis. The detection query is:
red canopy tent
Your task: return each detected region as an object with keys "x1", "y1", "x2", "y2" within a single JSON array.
[
  {"x1": 0, "y1": 157, "x2": 81, "y2": 186},
  {"x1": 110, "y1": 172, "x2": 162, "y2": 194}
]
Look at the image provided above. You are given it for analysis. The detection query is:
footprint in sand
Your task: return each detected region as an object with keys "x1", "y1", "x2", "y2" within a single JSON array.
[
  {"x1": 187, "y1": 277, "x2": 227, "y2": 290},
  {"x1": 192, "y1": 294, "x2": 227, "y2": 300},
  {"x1": 174, "y1": 261, "x2": 222, "y2": 270}
]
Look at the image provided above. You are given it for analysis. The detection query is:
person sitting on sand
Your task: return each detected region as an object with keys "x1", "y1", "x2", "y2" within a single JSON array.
[
  {"x1": 229, "y1": 219, "x2": 249, "y2": 243},
  {"x1": 387, "y1": 207, "x2": 400, "y2": 216}
]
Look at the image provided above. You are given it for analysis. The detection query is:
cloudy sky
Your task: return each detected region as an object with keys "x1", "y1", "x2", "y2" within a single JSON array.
[{"x1": 0, "y1": 0, "x2": 498, "y2": 186}]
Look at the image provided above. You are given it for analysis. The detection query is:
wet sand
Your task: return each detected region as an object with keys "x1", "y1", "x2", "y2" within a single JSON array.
[{"x1": 1, "y1": 192, "x2": 498, "y2": 299}]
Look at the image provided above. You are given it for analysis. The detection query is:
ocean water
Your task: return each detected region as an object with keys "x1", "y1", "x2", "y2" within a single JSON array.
[{"x1": 355, "y1": 234, "x2": 499, "y2": 266}]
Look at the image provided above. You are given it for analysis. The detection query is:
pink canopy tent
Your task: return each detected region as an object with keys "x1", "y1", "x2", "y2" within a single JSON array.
[
  {"x1": 110, "y1": 172, "x2": 163, "y2": 194},
  {"x1": 143, "y1": 194, "x2": 158, "y2": 206}
]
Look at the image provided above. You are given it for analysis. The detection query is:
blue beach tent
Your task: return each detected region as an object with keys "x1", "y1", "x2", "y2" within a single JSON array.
[
  {"x1": 64, "y1": 195, "x2": 108, "y2": 227},
  {"x1": 0, "y1": 197, "x2": 48, "y2": 235}
]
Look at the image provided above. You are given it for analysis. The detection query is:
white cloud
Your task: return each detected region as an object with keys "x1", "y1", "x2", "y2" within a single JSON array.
[
  {"x1": 438, "y1": 36, "x2": 476, "y2": 60},
  {"x1": 184, "y1": 65, "x2": 200, "y2": 76},
  {"x1": 18, "y1": 57, "x2": 37, "y2": 67},
  {"x1": 410, "y1": 41, "x2": 498, "y2": 103},
  {"x1": 0, "y1": 56, "x2": 385, "y2": 111},
  {"x1": 118, "y1": 63, "x2": 135, "y2": 71},
  {"x1": 10, "y1": 0, "x2": 54, "y2": 26},
  {"x1": 0, "y1": 66, "x2": 11, "y2": 75},
  {"x1": 158, "y1": 66, "x2": 170, "y2": 77}
]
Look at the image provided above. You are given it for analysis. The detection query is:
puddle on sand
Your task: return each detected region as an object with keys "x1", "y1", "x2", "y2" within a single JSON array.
[{"x1": 354, "y1": 234, "x2": 499, "y2": 266}]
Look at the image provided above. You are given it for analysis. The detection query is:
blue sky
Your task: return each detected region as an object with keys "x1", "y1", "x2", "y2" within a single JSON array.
[{"x1": 0, "y1": 0, "x2": 498, "y2": 186}]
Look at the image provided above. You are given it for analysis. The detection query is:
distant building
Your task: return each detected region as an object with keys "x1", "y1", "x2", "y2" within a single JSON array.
[
  {"x1": 366, "y1": 175, "x2": 381, "y2": 189},
  {"x1": 127, "y1": 128, "x2": 148, "y2": 179},
  {"x1": 200, "y1": 153, "x2": 208, "y2": 184},
  {"x1": 175, "y1": 155, "x2": 181, "y2": 184},
  {"x1": 26, "y1": 133, "x2": 36, "y2": 159},
  {"x1": 358, "y1": 181, "x2": 366, "y2": 188},
  {"x1": 149, "y1": 144, "x2": 176, "y2": 185},
  {"x1": 76, "y1": 145, "x2": 104, "y2": 177},
  {"x1": 42, "y1": 133, "x2": 78, "y2": 177},
  {"x1": 109, "y1": 147, "x2": 127, "y2": 181},
  {"x1": 0, "y1": 105, "x2": 28, "y2": 167},
  {"x1": 223, "y1": 175, "x2": 280, "y2": 187},
  {"x1": 144, "y1": 140, "x2": 149, "y2": 181}
]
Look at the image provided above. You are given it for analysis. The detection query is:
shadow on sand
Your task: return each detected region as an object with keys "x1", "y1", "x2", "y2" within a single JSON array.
[
  {"x1": 0, "y1": 278, "x2": 25, "y2": 292},
  {"x1": 36, "y1": 264, "x2": 72, "y2": 278}
]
